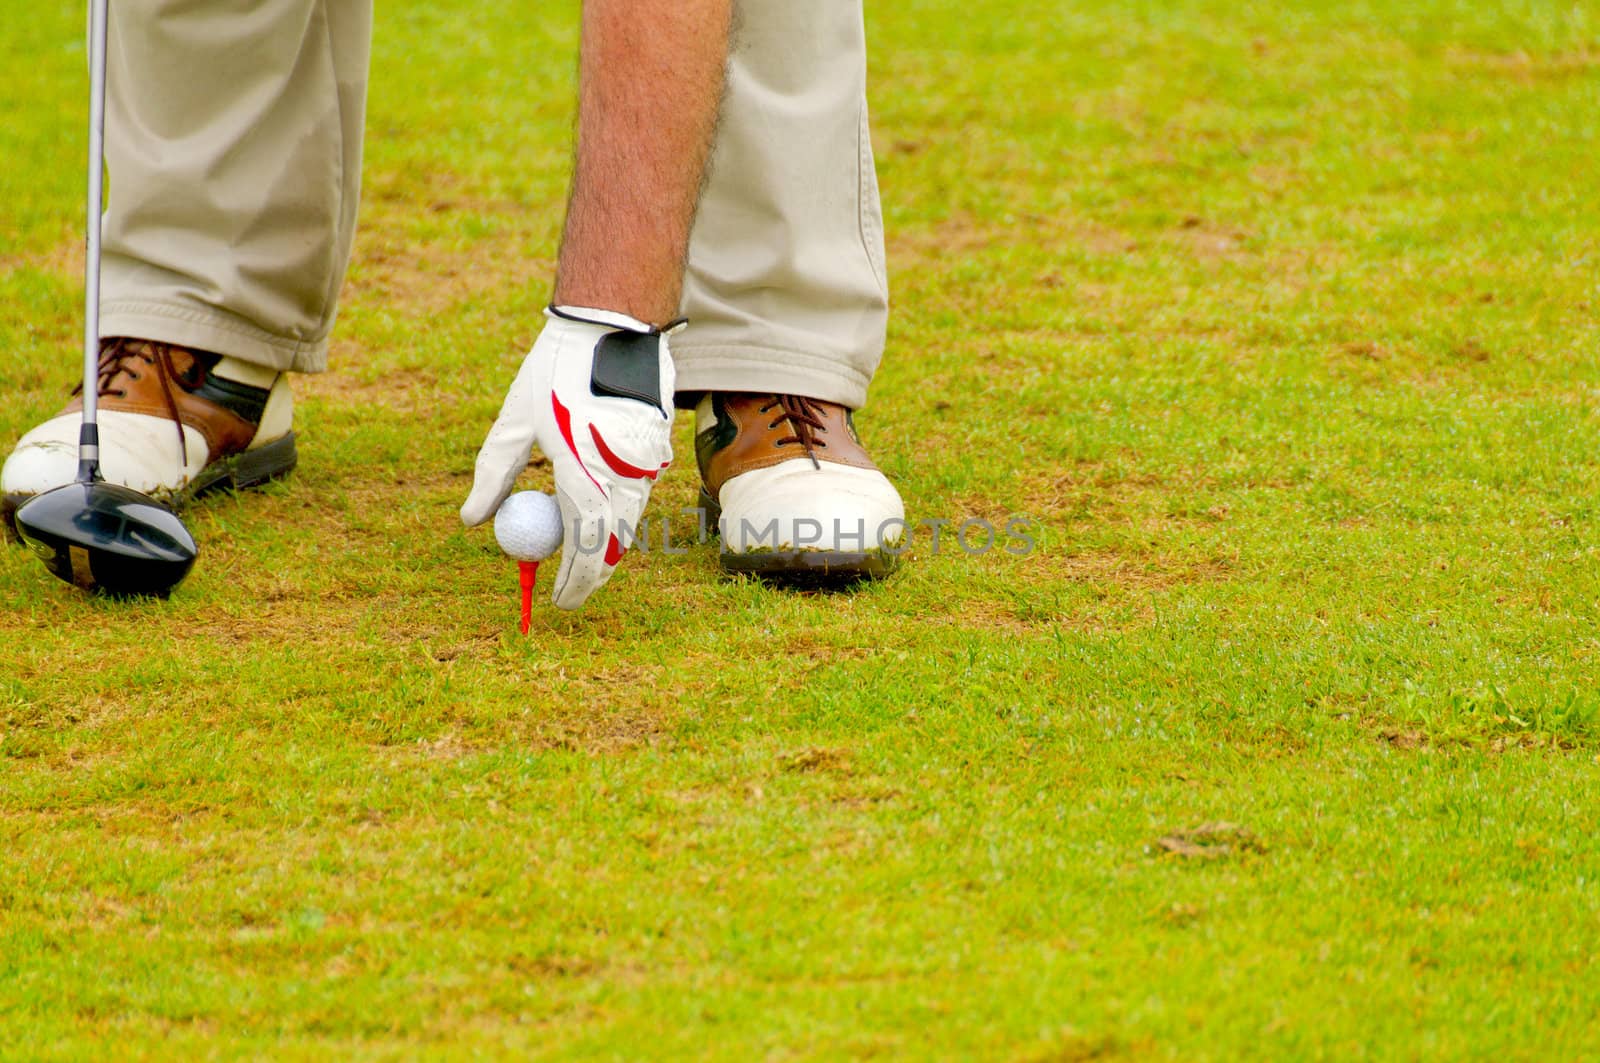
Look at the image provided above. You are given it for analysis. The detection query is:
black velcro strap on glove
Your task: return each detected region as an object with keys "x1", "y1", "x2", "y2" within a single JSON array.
[{"x1": 590, "y1": 330, "x2": 666, "y2": 414}]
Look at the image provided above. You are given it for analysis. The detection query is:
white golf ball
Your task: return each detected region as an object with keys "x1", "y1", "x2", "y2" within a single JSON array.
[{"x1": 494, "y1": 491, "x2": 564, "y2": 562}]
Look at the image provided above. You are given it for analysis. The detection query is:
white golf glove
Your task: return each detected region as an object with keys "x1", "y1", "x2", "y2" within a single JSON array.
[{"x1": 461, "y1": 306, "x2": 677, "y2": 610}]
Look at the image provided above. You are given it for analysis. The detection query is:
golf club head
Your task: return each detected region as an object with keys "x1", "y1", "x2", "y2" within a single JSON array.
[{"x1": 14, "y1": 481, "x2": 197, "y2": 598}]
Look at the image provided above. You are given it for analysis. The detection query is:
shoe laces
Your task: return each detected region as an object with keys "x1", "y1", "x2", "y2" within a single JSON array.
[
  {"x1": 73, "y1": 338, "x2": 198, "y2": 466},
  {"x1": 760, "y1": 394, "x2": 828, "y2": 470}
]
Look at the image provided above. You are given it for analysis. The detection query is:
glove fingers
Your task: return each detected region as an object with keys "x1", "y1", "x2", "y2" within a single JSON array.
[
  {"x1": 460, "y1": 384, "x2": 541, "y2": 528},
  {"x1": 608, "y1": 482, "x2": 651, "y2": 556},
  {"x1": 550, "y1": 481, "x2": 618, "y2": 611}
]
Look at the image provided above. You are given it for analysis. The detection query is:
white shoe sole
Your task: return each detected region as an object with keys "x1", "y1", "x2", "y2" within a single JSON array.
[{"x1": 698, "y1": 485, "x2": 904, "y2": 585}]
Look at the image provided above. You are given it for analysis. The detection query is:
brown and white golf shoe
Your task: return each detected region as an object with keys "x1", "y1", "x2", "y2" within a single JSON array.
[
  {"x1": 694, "y1": 392, "x2": 906, "y2": 584},
  {"x1": 2, "y1": 338, "x2": 296, "y2": 528}
]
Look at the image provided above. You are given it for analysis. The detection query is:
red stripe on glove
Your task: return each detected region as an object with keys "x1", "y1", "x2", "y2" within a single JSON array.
[
  {"x1": 589, "y1": 424, "x2": 661, "y2": 481},
  {"x1": 552, "y1": 392, "x2": 606, "y2": 496}
]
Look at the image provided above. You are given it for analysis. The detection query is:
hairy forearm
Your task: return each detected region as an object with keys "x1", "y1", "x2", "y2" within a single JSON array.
[{"x1": 552, "y1": 0, "x2": 733, "y2": 326}]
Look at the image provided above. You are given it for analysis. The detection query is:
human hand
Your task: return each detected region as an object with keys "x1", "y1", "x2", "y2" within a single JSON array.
[{"x1": 461, "y1": 306, "x2": 676, "y2": 610}]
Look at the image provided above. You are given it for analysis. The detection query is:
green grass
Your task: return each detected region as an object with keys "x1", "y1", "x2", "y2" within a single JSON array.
[{"x1": 4, "y1": 0, "x2": 1600, "y2": 1057}]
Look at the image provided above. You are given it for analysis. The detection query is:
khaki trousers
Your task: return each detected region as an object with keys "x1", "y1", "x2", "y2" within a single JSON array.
[{"x1": 100, "y1": 0, "x2": 889, "y2": 409}]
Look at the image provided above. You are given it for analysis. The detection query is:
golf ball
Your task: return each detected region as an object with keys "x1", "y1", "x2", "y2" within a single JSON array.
[{"x1": 494, "y1": 490, "x2": 564, "y2": 562}]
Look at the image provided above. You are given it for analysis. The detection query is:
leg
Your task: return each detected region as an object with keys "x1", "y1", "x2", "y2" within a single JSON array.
[
  {"x1": 675, "y1": 0, "x2": 889, "y2": 410},
  {"x1": 101, "y1": 0, "x2": 372, "y2": 373},
  {"x1": 681, "y1": 0, "x2": 904, "y2": 583},
  {"x1": 3, "y1": 0, "x2": 371, "y2": 512}
]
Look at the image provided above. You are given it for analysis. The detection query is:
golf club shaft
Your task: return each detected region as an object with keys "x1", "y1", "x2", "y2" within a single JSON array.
[{"x1": 78, "y1": 0, "x2": 109, "y2": 482}]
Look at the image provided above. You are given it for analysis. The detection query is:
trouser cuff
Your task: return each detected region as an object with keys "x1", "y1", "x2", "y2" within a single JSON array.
[
  {"x1": 100, "y1": 299, "x2": 329, "y2": 374},
  {"x1": 671, "y1": 344, "x2": 872, "y2": 411}
]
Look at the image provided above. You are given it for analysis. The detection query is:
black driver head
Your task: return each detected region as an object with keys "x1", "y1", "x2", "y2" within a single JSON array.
[{"x1": 14, "y1": 481, "x2": 197, "y2": 598}]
